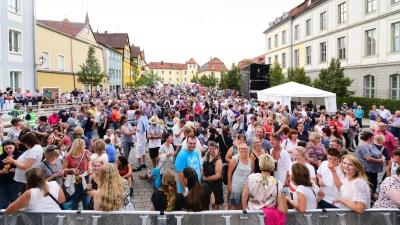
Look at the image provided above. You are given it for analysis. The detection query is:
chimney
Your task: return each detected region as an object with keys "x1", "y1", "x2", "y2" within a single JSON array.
[
  {"x1": 161, "y1": 61, "x2": 164, "y2": 65},
  {"x1": 105, "y1": 30, "x2": 108, "y2": 33}
]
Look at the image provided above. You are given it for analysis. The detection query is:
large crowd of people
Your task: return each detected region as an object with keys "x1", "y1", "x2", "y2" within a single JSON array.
[{"x1": 1, "y1": 85, "x2": 400, "y2": 223}]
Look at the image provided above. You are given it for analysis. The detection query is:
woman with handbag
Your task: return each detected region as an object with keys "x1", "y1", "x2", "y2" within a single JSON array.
[
  {"x1": 5, "y1": 167, "x2": 65, "y2": 214},
  {"x1": 63, "y1": 138, "x2": 91, "y2": 210}
]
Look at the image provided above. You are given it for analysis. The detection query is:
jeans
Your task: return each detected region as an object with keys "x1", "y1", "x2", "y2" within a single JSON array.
[
  {"x1": 0, "y1": 98, "x2": 4, "y2": 110},
  {"x1": 112, "y1": 122, "x2": 119, "y2": 131},
  {"x1": 366, "y1": 172, "x2": 378, "y2": 193},
  {"x1": 25, "y1": 98, "x2": 35, "y2": 106},
  {"x1": 0, "y1": 183, "x2": 20, "y2": 209},
  {"x1": 356, "y1": 118, "x2": 363, "y2": 128},
  {"x1": 342, "y1": 132, "x2": 350, "y2": 149},
  {"x1": 390, "y1": 127, "x2": 400, "y2": 140},
  {"x1": 85, "y1": 130, "x2": 94, "y2": 140},
  {"x1": 317, "y1": 199, "x2": 338, "y2": 209},
  {"x1": 71, "y1": 177, "x2": 90, "y2": 210},
  {"x1": 122, "y1": 141, "x2": 132, "y2": 160}
]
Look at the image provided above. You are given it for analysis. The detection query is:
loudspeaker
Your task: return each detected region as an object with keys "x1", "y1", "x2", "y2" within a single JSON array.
[
  {"x1": 250, "y1": 80, "x2": 270, "y2": 90},
  {"x1": 250, "y1": 64, "x2": 270, "y2": 80}
]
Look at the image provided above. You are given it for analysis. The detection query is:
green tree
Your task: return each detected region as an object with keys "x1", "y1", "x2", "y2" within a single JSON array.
[
  {"x1": 287, "y1": 67, "x2": 312, "y2": 85},
  {"x1": 136, "y1": 69, "x2": 162, "y2": 87},
  {"x1": 312, "y1": 58, "x2": 354, "y2": 97},
  {"x1": 77, "y1": 46, "x2": 105, "y2": 92},
  {"x1": 219, "y1": 63, "x2": 241, "y2": 91},
  {"x1": 129, "y1": 61, "x2": 141, "y2": 88},
  {"x1": 267, "y1": 60, "x2": 287, "y2": 87},
  {"x1": 190, "y1": 74, "x2": 200, "y2": 83}
]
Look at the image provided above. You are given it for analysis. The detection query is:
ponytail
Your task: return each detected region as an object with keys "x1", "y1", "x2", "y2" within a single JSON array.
[
  {"x1": 183, "y1": 167, "x2": 206, "y2": 212},
  {"x1": 166, "y1": 184, "x2": 176, "y2": 211}
]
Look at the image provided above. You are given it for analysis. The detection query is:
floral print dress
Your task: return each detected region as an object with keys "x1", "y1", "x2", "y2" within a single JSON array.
[{"x1": 246, "y1": 173, "x2": 284, "y2": 210}]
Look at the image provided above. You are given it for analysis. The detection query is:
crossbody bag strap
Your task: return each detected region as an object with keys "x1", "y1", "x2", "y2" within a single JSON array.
[
  {"x1": 48, "y1": 193, "x2": 60, "y2": 205},
  {"x1": 221, "y1": 135, "x2": 228, "y2": 148},
  {"x1": 43, "y1": 161, "x2": 56, "y2": 174}
]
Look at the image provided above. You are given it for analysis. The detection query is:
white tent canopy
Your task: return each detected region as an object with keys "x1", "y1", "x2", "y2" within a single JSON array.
[{"x1": 257, "y1": 82, "x2": 337, "y2": 112}]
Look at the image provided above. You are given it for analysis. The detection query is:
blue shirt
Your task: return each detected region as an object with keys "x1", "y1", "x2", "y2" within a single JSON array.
[
  {"x1": 175, "y1": 149, "x2": 201, "y2": 193},
  {"x1": 354, "y1": 109, "x2": 364, "y2": 119},
  {"x1": 137, "y1": 116, "x2": 149, "y2": 135},
  {"x1": 105, "y1": 144, "x2": 116, "y2": 163},
  {"x1": 289, "y1": 115, "x2": 298, "y2": 129}
]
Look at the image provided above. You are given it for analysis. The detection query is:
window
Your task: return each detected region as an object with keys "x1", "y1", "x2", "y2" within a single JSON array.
[
  {"x1": 176, "y1": 71, "x2": 178, "y2": 75},
  {"x1": 162, "y1": 71, "x2": 164, "y2": 74},
  {"x1": 268, "y1": 38, "x2": 271, "y2": 49},
  {"x1": 306, "y1": 46, "x2": 312, "y2": 64},
  {"x1": 162, "y1": 77, "x2": 164, "y2": 81},
  {"x1": 220, "y1": 65, "x2": 224, "y2": 69},
  {"x1": 86, "y1": 27, "x2": 89, "y2": 35},
  {"x1": 294, "y1": 50, "x2": 300, "y2": 67},
  {"x1": 392, "y1": 22, "x2": 400, "y2": 52},
  {"x1": 42, "y1": 52, "x2": 49, "y2": 69},
  {"x1": 365, "y1": 29, "x2": 376, "y2": 55},
  {"x1": 169, "y1": 71, "x2": 171, "y2": 74},
  {"x1": 58, "y1": 55, "x2": 65, "y2": 71},
  {"x1": 366, "y1": 0, "x2": 376, "y2": 13},
  {"x1": 8, "y1": 30, "x2": 21, "y2": 53},
  {"x1": 108, "y1": 52, "x2": 111, "y2": 58},
  {"x1": 364, "y1": 75, "x2": 375, "y2": 98},
  {"x1": 393, "y1": 0, "x2": 400, "y2": 4},
  {"x1": 295, "y1": 25, "x2": 299, "y2": 40},
  {"x1": 212, "y1": 64, "x2": 215, "y2": 69},
  {"x1": 185, "y1": 71, "x2": 187, "y2": 75},
  {"x1": 282, "y1": 30, "x2": 286, "y2": 44},
  {"x1": 176, "y1": 78, "x2": 179, "y2": 81},
  {"x1": 390, "y1": 75, "x2": 400, "y2": 99},
  {"x1": 8, "y1": 0, "x2": 20, "y2": 14},
  {"x1": 338, "y1": 37, "x2": 346, "y2": 59},
  {"x1": 268, "y1": 57, "x2": 271, "y2": 64},
  {"x1": 184, "y1": 78, "x2": 187, "y2": 82},
  {"x1": 320, "y1": 12, "x2": 327, "y2": 30},
  {"x1": 274, "y1": 55, "x2": 278, "y2": 62},
  {"x1": 338, "y1": 3, "x2": 346, "y2": 23},
  {"x1": 9, "y1": 71, "x2": 20, "y2": 90},
  {"x1": 320, "y1": 42, "x2": 327, "y2": 62},
  {"x1": 282, "y1": 53, "x2": 286, "y2": 68},
  {"x1": 169, "y1": 78, "x2": 171, "y2": 81},
  {"x1": 306, "y1": 19, "x2": 312, "y2": 36},
  {"x1": 274, "y1": 34, "x2": 278, "y2": 47}
]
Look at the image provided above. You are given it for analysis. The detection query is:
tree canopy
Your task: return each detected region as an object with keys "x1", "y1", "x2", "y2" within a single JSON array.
[
  {"x1": 287, "y1": 67, "x2": 312, "y2": 85},
  {"x1": 312, "y1": 58, "x2": 354, "y2": 97},
  {"x1": 267, "y1": 60, "x2": 287, "y2": 87},
  {"x1": 219, "y1": 63, "x2": 241, "y2": 91},
  {"x1": 135, "y1": 69, "x2": 162, "y2": 87},
  {"x1": 76, "y1": 46, "x2": 105, "y2": 92}
]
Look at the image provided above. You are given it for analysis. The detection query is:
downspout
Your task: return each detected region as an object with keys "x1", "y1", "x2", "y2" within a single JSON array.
[
  {"x1": 71, "y1": 38, "x2": 75, "y2": 89},
  {"x1": 33, "y1": 0, "x2": 37, "y2": 88}
]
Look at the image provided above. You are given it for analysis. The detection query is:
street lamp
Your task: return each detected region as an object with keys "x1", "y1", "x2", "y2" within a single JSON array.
[{"x1": 35, "y1": 55, "x2": 46, "y2": 67}]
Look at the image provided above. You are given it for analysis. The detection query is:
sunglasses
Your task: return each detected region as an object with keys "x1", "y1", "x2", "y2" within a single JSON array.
[{"x1": 47, "y1": 146, "x2": 59, "y2": 152}]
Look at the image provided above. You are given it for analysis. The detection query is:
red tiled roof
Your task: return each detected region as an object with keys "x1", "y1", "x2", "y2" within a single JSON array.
[
  {"x1": 198, "y1": 58, "x2": 228, "y2": 72},
  {"x1": 186, "y1": 58, "x2": 197, "y2": 65},
  {"x1": 289, "y1": 1, "x2": 308, "y2": 16},
  {"x1": 37, "y1": 18, "x2": 86, "y2": 36},
  {"x1": 93, "y1": 32, "x2": 128, "y2": 49},
  {"x1": 130, "y1": 44, "x2": 140, "y2": 58},
  {"x1": 238, "y1": 54, "x2": 265, "y2": 68},
  {"x1": 148, "y1": 62, "x2": 188, "y2": 70},
  {"x1": 140, "y1": 51, "x2": 146, "y2": 61}
]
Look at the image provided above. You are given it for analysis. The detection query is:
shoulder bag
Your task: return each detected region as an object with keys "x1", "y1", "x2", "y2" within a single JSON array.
[{"x1": 42, "y1": 161, "x2": 71, "y2": 201}]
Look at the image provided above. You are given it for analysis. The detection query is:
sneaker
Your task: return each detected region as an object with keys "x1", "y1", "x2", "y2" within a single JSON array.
[
  {"x1": 348, "y1": 148, "x2": 356, "y2": 153},
  {"x1": 141, "y1": 164, "x2": 147, "y2": 169},
  {"x1": 132, "y1": 166, "x2": 141, "y2": 172}
]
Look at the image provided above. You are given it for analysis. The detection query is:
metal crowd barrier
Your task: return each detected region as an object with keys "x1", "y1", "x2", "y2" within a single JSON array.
[{"x1": 0, "y1": 209, "x2": 399, "y2": 225}]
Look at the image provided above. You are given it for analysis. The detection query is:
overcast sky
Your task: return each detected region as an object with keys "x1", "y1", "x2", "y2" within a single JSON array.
[{"x1": 36, "y1": 0, "x2": 300, "y2": 68}]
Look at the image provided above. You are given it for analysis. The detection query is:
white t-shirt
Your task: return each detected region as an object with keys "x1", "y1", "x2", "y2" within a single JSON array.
[
  {"x1": 24, "y1": 181, "x2": 61, "y2": 211},
  {"x1": 317, "y1": 161, "x2": 345, "y2": 205},
  {"x1": 91, "y1": 152, "x2": 109, "y2": 163},
  {"x1": 227, "y1": 109, "x2": 236, "y2": 122},
  {"x1": 14, "y1": 145, "x2": 44, "y2": 183},
  {"x1": 270, "y1": 149, "x2": 292, "y2": 184},
  {"x1": 293, "y1": 183, "x2": 320, "y2": 210},
  {"x1": 289, "y1": 162, "x2": 315, "y2": 189},
  {"x1": 103, "y1": 134, "x2": 115, "y2": 143},
  {"x1": 172, "y1": 124, "x2": 184, "y2": 145},
  {"x1": 280, "y1": 139, "x2": 299, "y2": 160}
]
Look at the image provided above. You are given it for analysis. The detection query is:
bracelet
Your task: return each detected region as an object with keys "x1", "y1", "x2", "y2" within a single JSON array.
[{"x1": 331, "y1": 170, "x2": 336, "y2": 173}]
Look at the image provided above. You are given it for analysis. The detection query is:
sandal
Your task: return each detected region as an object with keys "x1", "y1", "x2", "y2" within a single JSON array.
[{"x1": 139, "y1": 173, "x2": 145, "y2": 180}]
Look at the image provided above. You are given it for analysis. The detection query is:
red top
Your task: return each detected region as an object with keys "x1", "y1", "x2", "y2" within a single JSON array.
[
  {"x1": 64, "y1": 150, "x2": 90, "y2": 175},
  {"x1": 118, "y1": 167, "x2": 128, "y2": 176}
]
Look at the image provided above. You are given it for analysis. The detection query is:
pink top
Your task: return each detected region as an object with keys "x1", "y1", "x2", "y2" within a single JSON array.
[
  {"x1": 24, "y1": 92, "x2": 33, "y2": 98},
  {"x1": 373, "y1": 130, "x2": 398, "y2": 156}
]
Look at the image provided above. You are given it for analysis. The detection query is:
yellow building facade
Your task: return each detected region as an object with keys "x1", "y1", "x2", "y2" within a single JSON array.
[
  {"x1": 148, "y1": 58, "x2": 198, "y2": 85},
  {"x1": 121, "y1": 37, "x2": 131, "y2": 87},
  {"x1": 36, "y1": 19, "x2": 106, "y2": 98},
  {"x1": 197, "y1": 57, "x2": 228, "y2": 82}
]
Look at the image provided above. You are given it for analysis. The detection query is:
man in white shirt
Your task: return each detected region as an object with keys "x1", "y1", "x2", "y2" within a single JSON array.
[
  {"x1": 317, "y1": 148, "x2": 345, "y2": 208},
  {"x1": 173, "y1": 119, "x2": 186, "y2": 152},
  {"x1": 227, "y1": 105, "x2": 236, "y2": 127},
  {"x1": 378, "y1": 105, "x2": 391, "y2": 124},
  {"x1": 243, "y1": 100, "x2": 251, "y2": 113}
]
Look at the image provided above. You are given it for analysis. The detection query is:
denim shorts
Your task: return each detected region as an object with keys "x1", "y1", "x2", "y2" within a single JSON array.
[{"x1": 230, "y1": 195, "x2": 242, "y2": 207}]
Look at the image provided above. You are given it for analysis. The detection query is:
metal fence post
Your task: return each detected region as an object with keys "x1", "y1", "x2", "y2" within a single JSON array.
[
  {"x1": 140, "y1": 215, "x2": 148, "y2": 225},
  {"x1": 304, "y1": 213, "x2": 313, "y2": 225},
  {"x1": 337, "y1": 213, "x2": 347, "y2": 225},
  {"x1": 9, "y1": 214, "x2": 18, "y2": 225},
  {"x1": 257, "y1": 214, "x2": 265, "y2": 225},
  {"x1": 55, "y1": 215, "x2": 66, "y2": 225},
  {"x1": 91, "y1": 215, "x2": 101, "y2": 225},
  {"x1": 175, "y1": 215, "x2": 184, "y2": 225},
  {"x1": 382, "y1": 213, "x2": 392, "y2": 225},
  {"x1": 222, "y1": 214, "x2": 231, "y2": 225}
]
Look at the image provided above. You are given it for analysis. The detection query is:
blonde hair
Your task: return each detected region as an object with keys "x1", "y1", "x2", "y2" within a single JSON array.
[
  {"x1": 294, "y1": 146, "x2": 309, "y2": 160},
  {"x1": 99, "y1": 163, "x2": 125, "y2": 212},
  {"x1": 309, "y1": 132, "x2": 321, "y2": 142},
  {"x1": 237, "y1": 143, "x2": 250, "y2": 160},
  {"x1": 92, "y1": 157, "x2": 105, "y2": 166},
  {"x1": 374, "y1": 134, "x2": 385, "y2": 145},
  {"x1": 158, "y1": 119, "x2": 166, "y2": 127},
  {"x1": 43, "y1": 145, "x2": 60, "y2": 160},
  {"x1": 20, "y1": 121, "x2": 31, "y2": 130},
  {"x1": 252, "y1": 137, "x2": 262, "y2": 152},
  {"x1": 160, "y1": 169, "x2": 177, "y2": 211},
  {"x1": 69, "y1": 138, "x2": 85, "y2": 157},
  {"x1": 341, "y1": 154, "x2": 371, "y2": 188},
  {"x1": 93, "y1": 139, "x2": 106, "y2": 155},
  {"x1": 86, "y1": 111, "x2": 93, "y2": 117},
  {"x1": 259, "y1": 153, "x2": 275, "y2": 172},
  {"x1": 183, "y1": 125, "x2": 193, "y2": 135},
  {"x1": 281, "y1": 116, "x2": 289, "y2": 125},
  {"x1": 73, "y1": 126, "x2": 85, "y2": 138}
]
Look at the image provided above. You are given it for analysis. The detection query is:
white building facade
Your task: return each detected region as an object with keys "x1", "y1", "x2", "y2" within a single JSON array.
[{"x1": 266, "y1": 0, "x2": 400, "y2": 99}]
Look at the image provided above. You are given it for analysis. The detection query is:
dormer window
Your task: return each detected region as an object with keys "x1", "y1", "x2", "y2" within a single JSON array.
[{"x1": 86, "y1": 27, "x2": 89, "y2": 35}]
